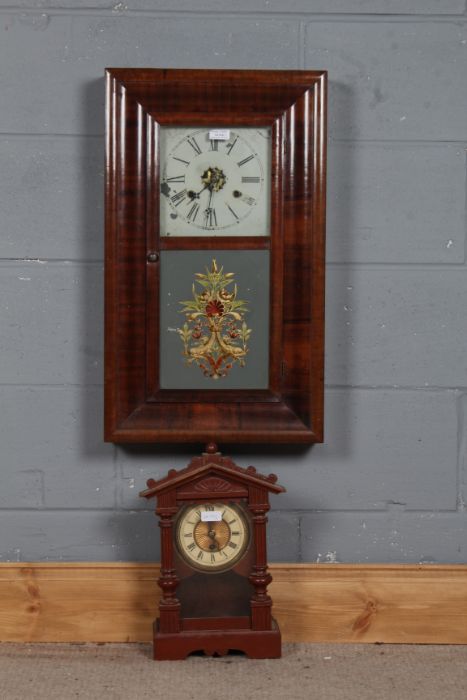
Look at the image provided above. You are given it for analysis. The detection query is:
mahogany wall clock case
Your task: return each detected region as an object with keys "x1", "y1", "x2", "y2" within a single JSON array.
[{"x1": 104, "y1": 68, "x2": 327, "y2": 445}]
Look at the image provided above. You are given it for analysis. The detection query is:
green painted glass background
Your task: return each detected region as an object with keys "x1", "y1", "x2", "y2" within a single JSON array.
[{"x1": 159, "y1": 250, "x2": 270, "y2": 389}]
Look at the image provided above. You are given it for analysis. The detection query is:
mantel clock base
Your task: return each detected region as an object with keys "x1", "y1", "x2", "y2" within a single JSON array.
[
  {"x1": 153, "y1": 618, "x2": 281, "y2": 661},
  {"x1": 140, "y1": 444, "x2": 285, "y2": 661}
]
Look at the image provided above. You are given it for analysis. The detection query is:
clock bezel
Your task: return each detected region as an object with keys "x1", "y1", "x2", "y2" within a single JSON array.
[
  {"x1": 105, "y1": 68, "x2": 327, "y2": 444},
  {"x1": 175, "y1": 501, "x2": 251, "y2": 573}
]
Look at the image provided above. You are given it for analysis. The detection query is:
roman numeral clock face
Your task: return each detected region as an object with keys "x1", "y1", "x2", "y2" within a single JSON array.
[
  {"x1": 176, "y1": 502, "x2": 250, "y2": 572},
  {"x1": 160, "y1": 127, "x2": 271, "y2": 237}
]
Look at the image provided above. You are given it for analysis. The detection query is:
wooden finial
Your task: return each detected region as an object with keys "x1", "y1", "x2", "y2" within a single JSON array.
[{"x1": 205, "y1": 442, "x2": 218, "y2": 454}]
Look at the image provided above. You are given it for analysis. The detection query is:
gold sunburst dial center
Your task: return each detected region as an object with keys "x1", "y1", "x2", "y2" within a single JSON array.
[{"x1": 194, "y1": 519, "x2": 230, "y2": 552}]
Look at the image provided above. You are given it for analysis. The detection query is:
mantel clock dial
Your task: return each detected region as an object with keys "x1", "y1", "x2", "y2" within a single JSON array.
[{"x1": 176, "y1": 502, "x2": 249, "y2": 572}]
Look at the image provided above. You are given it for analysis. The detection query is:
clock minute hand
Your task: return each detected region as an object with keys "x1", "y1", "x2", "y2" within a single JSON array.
[{"x1": 204, "y1": 188, "x2": 216, "y2": 227}]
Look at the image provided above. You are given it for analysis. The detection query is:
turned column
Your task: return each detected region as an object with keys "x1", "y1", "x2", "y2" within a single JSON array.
[
  {"x1": 248, "y1": 483, "x2": 273, "y2": 631},
  {"x1": 156, "y1": 496, "x2": 181, "y2": 634}
]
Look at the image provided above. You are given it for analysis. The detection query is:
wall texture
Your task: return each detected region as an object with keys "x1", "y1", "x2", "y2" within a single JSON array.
[{"x1": 1, "y1": 0, "x2": 466, "y2": 564}]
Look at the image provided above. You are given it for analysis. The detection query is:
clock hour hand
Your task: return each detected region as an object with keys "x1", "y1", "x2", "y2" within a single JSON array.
[
  {"x1": 188, "y1": 166, "x2": 224, "y2": 201},
  {"x1": 207, "y1": 525, "x2": 220, "y2": 551},
  {"x1": 187, "y1": 182, "x2": 210, "y2": 200}
]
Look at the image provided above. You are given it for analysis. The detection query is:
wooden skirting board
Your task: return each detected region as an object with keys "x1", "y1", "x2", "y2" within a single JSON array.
[{"x1": 0, "y1": 563, "x2": 466, "y2": 644}]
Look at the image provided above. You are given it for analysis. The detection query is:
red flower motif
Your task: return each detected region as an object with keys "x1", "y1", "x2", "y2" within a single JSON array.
[{"x1": 205, "y1": 300, "x2": 224, "y2": 317}]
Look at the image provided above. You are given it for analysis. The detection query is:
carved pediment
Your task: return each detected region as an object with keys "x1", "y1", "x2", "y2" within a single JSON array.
[
  {"x1": 177, "y1": 473, "x2": 248, "y2": 499},
  {"x1": 140, "y1": 450, "x2": 284, "y2": 500},
  {"x1": 193, "y1": 477, "x2": 232, "y2": 493}
]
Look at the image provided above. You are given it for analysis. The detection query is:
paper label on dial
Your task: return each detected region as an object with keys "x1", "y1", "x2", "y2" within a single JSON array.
[
  {"x1": 201, "y1": 511, "x2": 222, "y2": 522},
  {"x1": 209, "y1": 129, "x2": 230, "y2": 141}
]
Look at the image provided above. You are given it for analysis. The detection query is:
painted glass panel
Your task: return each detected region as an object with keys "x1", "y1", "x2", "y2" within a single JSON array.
[{"x1": 160, "y1": 250, "x2": 270, "y2": 389}]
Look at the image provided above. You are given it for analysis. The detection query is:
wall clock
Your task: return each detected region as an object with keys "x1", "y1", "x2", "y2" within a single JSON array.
[
  {"x1": 140, "y1": 444, "x2": 286, "y2": 659},
  {"x1": 105, "y1": 68, "x2": 327, "y2": 444}
]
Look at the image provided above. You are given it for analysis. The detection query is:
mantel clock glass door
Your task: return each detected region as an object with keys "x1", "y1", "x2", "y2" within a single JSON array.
[{"x1": 176, "y1": 501, "x2": 250, "y2": 572}]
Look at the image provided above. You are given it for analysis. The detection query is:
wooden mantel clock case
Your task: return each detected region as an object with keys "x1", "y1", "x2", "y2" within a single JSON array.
[
  {"x1": 140, "y1": 445, "x2": 285, "y2": 660},
  {"x1": 104, "y1": 68, "x2": 327, "y2": 445}
]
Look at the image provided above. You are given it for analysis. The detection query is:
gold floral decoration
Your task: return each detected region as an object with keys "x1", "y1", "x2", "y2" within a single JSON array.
[{"x1": 177, "y1": 259, "x2": 252, "y2": 379}]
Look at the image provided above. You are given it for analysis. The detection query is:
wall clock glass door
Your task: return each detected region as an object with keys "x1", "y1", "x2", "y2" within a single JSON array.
[{"x1": 158, "y1": 125, "x2": 271, "y2": 390}]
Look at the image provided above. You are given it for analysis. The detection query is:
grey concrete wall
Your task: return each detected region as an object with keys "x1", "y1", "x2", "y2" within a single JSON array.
[{"x1": 1, "y1": 0, "x2": 466, "y2": 564}]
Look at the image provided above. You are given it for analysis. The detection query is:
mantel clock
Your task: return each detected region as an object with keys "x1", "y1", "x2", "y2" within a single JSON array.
[
  {"x1": 140, "y1": 444, "x2": 285, "y2": 659},
  {"x1": 105, "y1": 68, "x2": 327, "y2": 444}
]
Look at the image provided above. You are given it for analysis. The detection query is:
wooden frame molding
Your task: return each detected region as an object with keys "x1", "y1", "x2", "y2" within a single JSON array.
[
  {"x1": 1, "y1": 563, "x2": 466, "y2": 644},
  {"x1": 105, "y1": 68, "x2": 327, "y2": 444}
]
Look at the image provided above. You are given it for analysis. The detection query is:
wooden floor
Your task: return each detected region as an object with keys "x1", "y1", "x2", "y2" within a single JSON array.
[{"x1": 0, "y1": 563, "x2": 466, "y2": 644}]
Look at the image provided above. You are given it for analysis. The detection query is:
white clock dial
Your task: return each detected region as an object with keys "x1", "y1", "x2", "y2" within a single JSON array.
[
  {"x1": 160, "y1": 127, "x2": 271, "y2": 237},
  {"x1": 175, "y1": 502, "x2": 249, "y2": 572}
]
